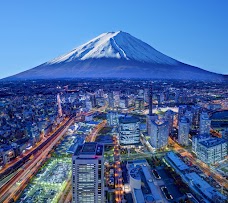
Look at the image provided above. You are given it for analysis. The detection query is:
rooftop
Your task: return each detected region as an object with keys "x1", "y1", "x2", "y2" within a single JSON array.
[
  {"x1": 199, "y1": 137, "x2": 227, "y2": 148},
  {"x1": 194, "y1": 133, "x2": 211, "y2": 140},
  {"x1": 167, "y1": 152, "x2": 189, "y2": 171},
  {"x1": 128, "y1": 160, "x2": 163, "y2": 202},
  {"x1": 119, "y1": 116, "x2": 139, "y2": 124},
  {"x1": 75, "y1": 142, "x2": 104, "y2": 156},
  {"x1": 81, "y1": 142, "x2": 97, "y2": 153},
  {"x1": 186, "y1": 172, "x2": 226, "y2": 201}
]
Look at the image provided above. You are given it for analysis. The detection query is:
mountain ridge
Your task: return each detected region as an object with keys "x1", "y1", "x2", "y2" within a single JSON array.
[{"x1": 4, "y1": 31, "x2": 227, "y2": 81}]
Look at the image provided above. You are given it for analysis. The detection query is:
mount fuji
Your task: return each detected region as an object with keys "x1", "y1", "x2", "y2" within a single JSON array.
[{"x1": 5, "y1": 31, "x2": 226, "y2": 81}]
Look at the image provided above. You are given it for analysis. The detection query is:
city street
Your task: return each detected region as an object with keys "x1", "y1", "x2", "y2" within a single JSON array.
[
  {"x1": 168, "y1": 137, "x2": 228, "y2": 189},
  {"x1": 0, "y1": 117, "x2": 74, "y2": 203}
]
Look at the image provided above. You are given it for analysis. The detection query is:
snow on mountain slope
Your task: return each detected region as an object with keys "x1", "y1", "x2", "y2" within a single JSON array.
[
  {"x1": 47, "y1": 31, "x2": 178, "y2": 65},
  {"x1": 4, "y1": 31, "x2": 226, "y2": 81}
]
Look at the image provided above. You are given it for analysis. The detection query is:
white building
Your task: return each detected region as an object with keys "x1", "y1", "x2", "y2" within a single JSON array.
[
  {"x1": 196, "y1": 138, "x2": 227, "y2": 164},
  {"x1": 107, "y1": 111, "x2": 119, "y2": 126},
  {"x1": 119, "y1": 116, "x2": 140, "y2": 145},
  {"x1": 199, "y1": 112, "x2": 211, "y2": 135},
  {"x1": 192, "y1": 133, "x2": 210, "y2": 154},
  {"x1": 149, "y1": 119, "x2": 169, "y2": 149},
  {"x1": 72, "y1": 143, "x2": 104, "y2": 203},
  {"x1": 178, "y1": 117, "x2": 190, "y2": 146}
]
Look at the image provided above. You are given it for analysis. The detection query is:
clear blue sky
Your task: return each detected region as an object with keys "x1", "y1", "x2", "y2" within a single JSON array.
[{"x1": 0, "y1": 1, "x2": 227, "y2": 78}]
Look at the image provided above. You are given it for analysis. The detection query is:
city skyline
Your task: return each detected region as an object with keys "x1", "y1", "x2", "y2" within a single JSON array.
[
  {"x1": 0, "y1": 79, "x2": 227, "y2": 203},
  {"x1": 0, "y1": 1, "x2": 228, "y2": 79},
  {"x1": 0, "y1": 1, "x2": 227, "y2": 203}
]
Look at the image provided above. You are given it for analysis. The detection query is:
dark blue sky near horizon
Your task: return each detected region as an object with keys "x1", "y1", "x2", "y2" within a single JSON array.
[{"x1": 0, "y1": 1, "x2": 227, "y2": 79}]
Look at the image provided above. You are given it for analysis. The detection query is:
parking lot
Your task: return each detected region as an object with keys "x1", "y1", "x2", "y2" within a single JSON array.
[{"x1": 156, "y1": 168, "x2": 183, "y2": 201}]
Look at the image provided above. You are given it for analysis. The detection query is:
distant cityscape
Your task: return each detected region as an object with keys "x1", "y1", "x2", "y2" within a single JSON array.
[{"x1": 0, "y1": 79, "x2": 227, "y2": 203}]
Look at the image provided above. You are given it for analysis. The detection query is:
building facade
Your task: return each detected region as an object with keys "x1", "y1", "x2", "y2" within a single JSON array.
[
  {"x1": 178, "y1": 117, "x2": 190, "y2": 146},
  {"x1": 165, "y1": 110, "x2": 174, "y2": 135},
  {"x1": 118, "y1": 116, "x2": 140, "y2": 145},
  {"x1": 199, "y1": 112, "x2": 211, "y2": 135},
  {"x1": 107, "y1": 111, "x2": 119, "y2": 126},
  {"x1": 196, "y1": 138, "x2": 227, "y2": 164},
  {"x1": 72, "y1": 142, "x2": 104, "y2": 203},
  {"x1": 149, "y1": 119, "x2": 169, "y2": 149}
]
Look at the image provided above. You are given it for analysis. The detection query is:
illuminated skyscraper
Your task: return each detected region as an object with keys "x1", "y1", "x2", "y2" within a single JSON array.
[
  {"x1": 119, "y1": 116, "x2": 140, "y2": 145},
  {"x1": 199, "y1": 112, "x2": 211, "y2": 134},
  {"x1": 150, "y1": 119, "x2": 169, "y2": 149},
  {"x1": 107, "y1": 111, "x2": 119, "y2": 126},
  {"x1": 87, "y1": 92, "x2": 96, "y2": 108},
  {"x1": 184, "y1": 110, "x2": 193, "y2": 129},
  {"x1": 178, "y1": 117, "x2": 190, "y2": 146},
  {"x1": 191, "y1": 106, "x2": 201, "y2": 130},
  {"x1": 113, "y1": 91, "x2": 120, "y2": 107},
  {"x1": 72, "y1": 143, "x2": 104, "y2": 203},
  {"x1": 165, "y1": 110, "x2": 174, "y2": 134},
  {"x1": 178, "y1": 105, "x2": 187, "y2": 122},
  {"x1": 135, "y1": 98, "x2": 144, "y2": 110},
  {"x1": 143, "y1": 88, "x2": 149, "y2": 103},
  {"x1": 57, "y1": 93, "x2": 62, "y2": 117},
  {"x1": 146, "y1": 84, "x2": 158, "y2": 134},
  {"x1": 108, "y1": 92, "x2": 114, "y2": 108},
  {"x1": 148, "y1": 85, "x2": 153, "y2": 117}
]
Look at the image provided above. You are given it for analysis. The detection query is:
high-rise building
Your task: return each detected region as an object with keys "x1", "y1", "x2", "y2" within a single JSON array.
[
  {"x1": 143, "y1": 88, "x2": 149, "y2": 103},
  {"x1": 108, "y1": 92, "x2": 114, "y2": 108},
  {"x1": 199, "y1": 112, "x2": 211, "y2": 134},
  {"x1": 164, "y1": 110, "x2": 174, "y2": 135},
  {"x1": 148, "y1": 85, "x2": 153, "y2": 117},
  {"x1": 119, "y1": 96, "x2": 128, "y2": 109},
  {"x1": 157, "y1": 93, "x2": 165, "y2": 105},
  {"x1": 118, "y1": 116, "x2": 140, "y2": 145},
  {"x1": 72, "y1": 142, "x2": 104, "y2": 203},
  {"x1": 57, "y1": 93, "x2": 63, "y2": 117},
  {"x1": 184, "y1": 110, "x2": 193, "y2": 129},
  {"x1": 195, "y1": 138, "x2": 227, "y2": 164},
  {"x1": 85, "y1": 99, "x2": 93, "y2": 111},
  {"x1": 149, "y1": 119, "x2": 169, "y2": 149},
  {"x1": 178, "y1": 105, "x2": 187, "y2": 122},
  {"x1": 146, "y1": 84, "x2": 158, "y2": 132},
  {"x1": 178, "y1": 117, "x2": 190, "y2": 146},
  {"x1": 107, "y1": 111, "x2": 119, "y2": 126},
  {"x1": 191, "y1": 106, "x2": 201, "y2": 131},
  {"x1": 87, "y1": 93, "x2": 96, "y2": 108},
  {"x1": 113, "y1": 91, "x2": 120, "y2": 108},
  {"x1": 137, "y1": 89, "x2": 144, "y2": 98},
  {"x1": 192, "y1": 133, "x2": 210, "y2": 154},
  {"x1": 135, "y1": 98, "x2": 144, "y2": 110}
]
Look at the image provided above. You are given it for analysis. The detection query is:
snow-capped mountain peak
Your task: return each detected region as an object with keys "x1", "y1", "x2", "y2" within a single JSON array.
[
  {"x1": 5, "y1": 31, "x2": 225, "y2": 81},
  {"x1": 47, "y1": 31, "x2": 178, "y2": 65}
]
